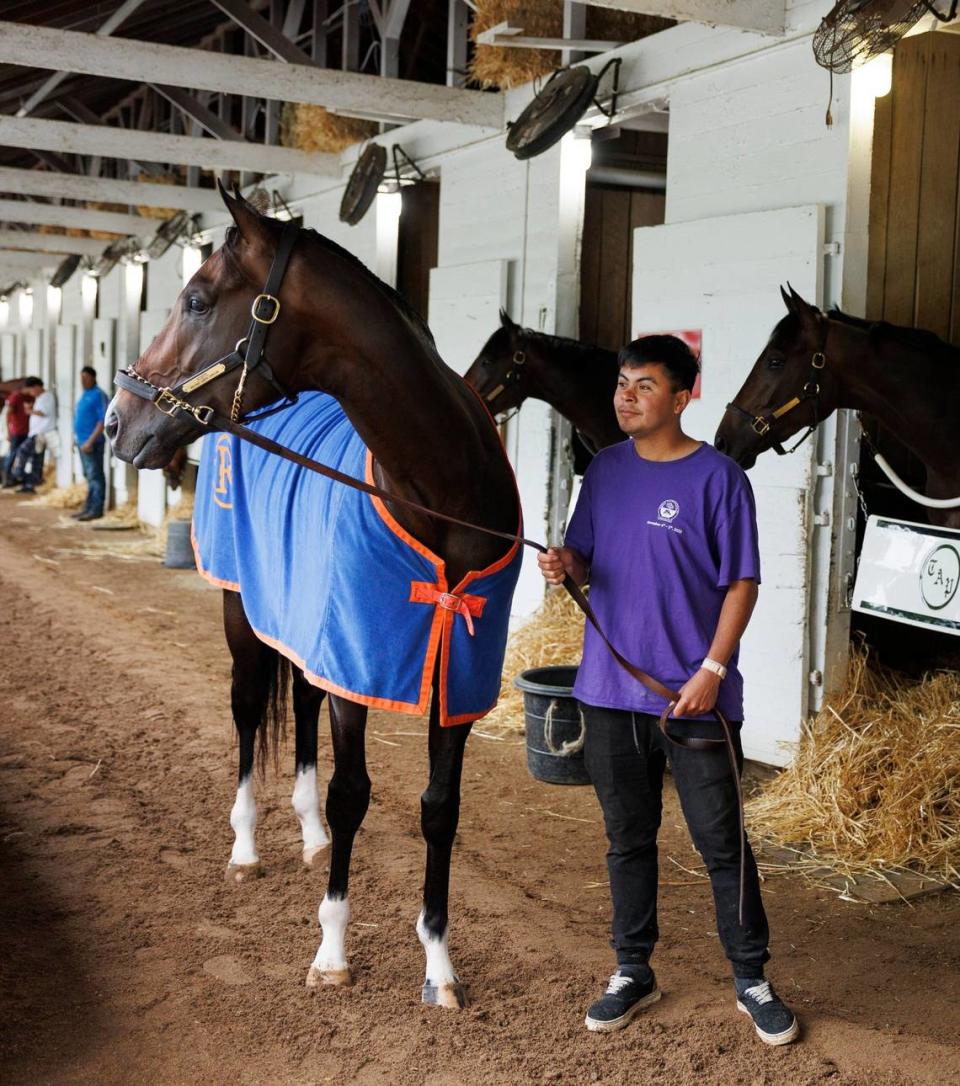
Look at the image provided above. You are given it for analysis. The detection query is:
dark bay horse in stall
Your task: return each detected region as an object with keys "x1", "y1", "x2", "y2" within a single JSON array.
[
  {"x1": 463, "y1": 310, "x2": 623, "y2": 462},
  {"x1": 106, "y1": 189, "x2": 520, "y2": 1008},
  {"x1": 715, "y1": 286, "x2": 960, "y2": 530}
]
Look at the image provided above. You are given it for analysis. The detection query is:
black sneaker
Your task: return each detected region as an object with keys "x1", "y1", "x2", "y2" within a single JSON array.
[
  {"x1": 736, "y1": 979, "x2": 799, "y2": 1046},
  {"x1": 584, "y1": 968, "x2": 661, "y2": 1033}
]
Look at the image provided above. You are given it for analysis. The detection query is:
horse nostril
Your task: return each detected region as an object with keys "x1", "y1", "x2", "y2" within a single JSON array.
[
  {"x1": 104, "y1": 411, "x2": 119, "y2": 441},
  {"x1": 715, "y1": 435, "x2": 727, "y2": 454}
]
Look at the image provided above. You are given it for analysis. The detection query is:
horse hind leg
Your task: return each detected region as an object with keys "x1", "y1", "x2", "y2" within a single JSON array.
[
  {"x1": 307, "y1": 694, "x2": 369, "y2": 989},
  {"x1": 222, "y1": 590, "x2": 286, "y2": 884},
  {"x1": 417, "y1": 695, "x2": 471, "y2": 1010},
  {"x1": 291, "y1": 667, "x2": 329, "y2": 868}
]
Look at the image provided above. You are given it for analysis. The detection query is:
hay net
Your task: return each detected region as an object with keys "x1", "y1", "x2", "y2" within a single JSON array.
[{"x1": 748, "y1": 641, "x2": 960, "y2": 886}]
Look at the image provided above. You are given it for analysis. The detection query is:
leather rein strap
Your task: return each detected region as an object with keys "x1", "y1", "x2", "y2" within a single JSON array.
[{"x1": 113, "y1": 222, "x2": 748, "y2": 924}]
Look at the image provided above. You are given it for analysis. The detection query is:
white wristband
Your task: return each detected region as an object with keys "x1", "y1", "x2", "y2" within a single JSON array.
[{"x1": 701, "y1": 657, "x2": 727, "y2": 680}]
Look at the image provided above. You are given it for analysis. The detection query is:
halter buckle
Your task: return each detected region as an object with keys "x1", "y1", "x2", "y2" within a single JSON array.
[
  {"x1": 512, "y1": 350, "x2": 526, "y2": 366},
  {"x1": 752, "y1": 417, "x2": 771, "y2": 436},
  {"x1": 156, "y1": 389, "x2": 184, "y2": 417},
  {"x1": 812, "y1": 350, "x2": 826, "y2": 369},
  {"x1": 192, "y1": 405, "x2": 215, "y2": 426},
  {"x1": 251, "y1": 293, "x2": 280, "y2": 325}
]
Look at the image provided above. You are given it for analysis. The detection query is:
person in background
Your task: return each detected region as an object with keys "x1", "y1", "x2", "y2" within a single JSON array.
[
  {"x1": 73, "y1": 365, "x2": 109, "y2": 521},
  {"x1": 1, "y1": 381, "x2": 33, "y2": 488},
  {"x1": 11, "y1": 377, "x2": 55, "y2": 494}
]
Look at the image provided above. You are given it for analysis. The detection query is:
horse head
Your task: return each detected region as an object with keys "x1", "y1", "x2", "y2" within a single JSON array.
[
  {"x1": 106, "y1": 185, "x2": 310, "y2": 470},
  {"x1": 714, "y1": 285, "x2": 840, "y2": 469},
  {"x1": 463, "y1": 309, "x2": 533, "y2": 418}
]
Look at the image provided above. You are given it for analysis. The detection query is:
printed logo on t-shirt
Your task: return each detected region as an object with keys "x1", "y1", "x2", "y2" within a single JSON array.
[
  {"x1": 647, "y1": 497, "x2": 684, "y2": 535},
  {"x1": 657, "y1": 499, "x2": 679, "y2": 522}
]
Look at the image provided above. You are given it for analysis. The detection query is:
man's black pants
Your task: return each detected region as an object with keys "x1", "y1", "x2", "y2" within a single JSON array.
[{"x1": 581, "y1": 702, "x2": 770, "y2": 979}]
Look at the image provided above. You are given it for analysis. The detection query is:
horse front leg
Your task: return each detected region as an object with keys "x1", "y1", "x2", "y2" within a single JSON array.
[
  {"x1": 306, "y1": 694, "x2": 369, "y2": 989},
  {"x1": 291, "y1": 668, "x2": 329, "y2": 868},
  {"x1": 417, "y1": 693, "x2": 471, "y2": 1010},
  {"x1": 222, "y1": 589, "x2": 274, "y2": 884}
]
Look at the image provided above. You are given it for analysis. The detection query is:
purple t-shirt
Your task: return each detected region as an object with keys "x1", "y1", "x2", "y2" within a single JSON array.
[{"x1": 564, "y1": 440, "x2": 761, "y2": 720}]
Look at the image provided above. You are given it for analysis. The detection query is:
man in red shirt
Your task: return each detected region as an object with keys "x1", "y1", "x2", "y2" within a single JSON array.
[{"x1": 2, "y1": 382, "x2": 32, "y2": 488}]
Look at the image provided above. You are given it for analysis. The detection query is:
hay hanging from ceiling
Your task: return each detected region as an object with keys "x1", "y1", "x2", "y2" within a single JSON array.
[
  {"x1": 482, "y1": 587, "x2": 585, "y2": 733},
  {"x1": 748, "y1": 643, "x2": 960, "y2": 887},
  {"x1": 281, "y1": 102, "x2": 377, "y2": 155},
  {"x1": 469, "y1": 1, "x2": 674, "y2": 90}
]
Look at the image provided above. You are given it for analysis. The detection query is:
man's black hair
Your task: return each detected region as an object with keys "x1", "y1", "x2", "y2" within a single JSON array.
[
  {"x1": 618, "y1": 335, "x2": 700, "y2": 394},
  {"x1": 80, "y1": 365, "x2": 96, "y2": 379},
  {"x1": 23, "y1": 376, "x2": 43, "y2": 388}
]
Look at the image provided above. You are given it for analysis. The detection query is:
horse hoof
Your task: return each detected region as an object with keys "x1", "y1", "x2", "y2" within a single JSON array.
[
  {"x1": 422, "y1": 980, "x2": 467, "y2": 1009},
  {"x1": 225, "y1": 861, "x2": 263, "y2": 884},
  {"x1": 306, "y1": 964, "x2": 352, "y2": 988},
  {"x1": 302, "y1": 843, "x2": 329, "y2": 869}
]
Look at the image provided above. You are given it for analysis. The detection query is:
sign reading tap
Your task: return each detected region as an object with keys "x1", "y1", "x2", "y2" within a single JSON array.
[{"x1": 853, "y1": 516, "x2": 960, "y2": 635}]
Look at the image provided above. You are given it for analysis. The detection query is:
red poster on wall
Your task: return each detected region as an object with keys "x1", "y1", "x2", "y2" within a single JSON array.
[{"x1": 634, "y1": 329, "x2": 702, "y2": 399}]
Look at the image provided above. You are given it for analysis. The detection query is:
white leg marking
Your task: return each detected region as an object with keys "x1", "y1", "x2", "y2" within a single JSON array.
[
  {"x1": 292, "y1": 766, "x2": 330, "y2": 863},
  {"x1": 307, "y1": 895, "x2": 352, "y2": 987},
  {"x1": 229, "y1": 776, "x2": 259, "y2": 866},
  {"x1": 417, "y1": 910, "x2": 465, "y2": 1008}
]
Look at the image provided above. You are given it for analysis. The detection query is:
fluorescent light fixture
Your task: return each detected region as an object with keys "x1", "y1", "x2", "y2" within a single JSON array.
[
  {"x1": 81, "y1": 273, "x2": 98, "y2": 309},
  {"x1": 181, "y1": 245, "x2": 203, "y2": 288}
]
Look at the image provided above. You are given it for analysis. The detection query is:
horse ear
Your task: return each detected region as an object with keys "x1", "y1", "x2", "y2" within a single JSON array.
[
  {"x1": 218, "y1": 179, "x2": 270, "y2": 248},
  {"x1": 780, "y1": 285, "x2": 795, "y2": 314},
  {"x1": 499, "y1": 308, "x2": 515, "y2": 329}
]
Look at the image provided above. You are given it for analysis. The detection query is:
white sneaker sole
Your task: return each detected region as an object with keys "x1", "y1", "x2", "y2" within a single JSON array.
[
  {"x1": 585, "y1": 987, "x2": 662, "y2": 1033},
  {"x1": 736, "y1": 1001, "x2": 800, "y2": 1046}
]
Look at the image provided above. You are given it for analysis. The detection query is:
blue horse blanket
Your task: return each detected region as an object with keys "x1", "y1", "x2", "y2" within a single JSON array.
[{"x1": 192, "y1": 391, "x2": 522, "y2": 725}]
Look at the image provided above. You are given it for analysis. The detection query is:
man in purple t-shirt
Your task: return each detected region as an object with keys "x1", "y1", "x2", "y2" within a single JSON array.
[{"x1": 538, "y1": 335, "x2": 798, "y2": 1047}]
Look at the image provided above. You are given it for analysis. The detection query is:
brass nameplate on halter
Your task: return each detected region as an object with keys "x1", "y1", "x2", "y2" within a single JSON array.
[{"x1": 182, "y1": 363, "x2": 227, "y2": 393}]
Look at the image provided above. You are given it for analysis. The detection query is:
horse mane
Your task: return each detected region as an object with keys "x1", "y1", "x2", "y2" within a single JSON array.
[
  {"x1": 223, "y1": 220, "x2": 437, "y2": 354},
  {"x1": 827, "y1": 308, "x2": 960, "y2": 361},
  {"x1": 519, "y1": 327, "x2": 618, "y2": 366}
]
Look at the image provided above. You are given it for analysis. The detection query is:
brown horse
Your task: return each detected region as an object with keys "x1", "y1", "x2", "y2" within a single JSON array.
[
  {"x1": 105, "y1": 188, "x2": 520, "y2": 1008},
  {"x1": 463, "y1": 310, "x2": 624, "y2": 464},
  {"x1": 714, "y1": 286, "x2": 960, "y2": 529}
]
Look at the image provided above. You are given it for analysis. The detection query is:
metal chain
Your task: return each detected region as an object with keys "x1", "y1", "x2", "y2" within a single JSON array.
[{"x1": 230, "y1": 363, "x2": 249, "y2": 423}]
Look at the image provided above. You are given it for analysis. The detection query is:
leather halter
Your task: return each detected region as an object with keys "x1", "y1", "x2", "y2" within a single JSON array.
[
  {"x1": 115, "y1": 220, "x2": 300, "y2": 425},
  {"x1": 483, "y1": 348, "x2": 526, "y2": 407},
  {"x1": 114, "y1": 222, "x2": 749, "y2": 924},
  {"x1": 725, "y1": 337, "x2": 827, "y2": 456}
]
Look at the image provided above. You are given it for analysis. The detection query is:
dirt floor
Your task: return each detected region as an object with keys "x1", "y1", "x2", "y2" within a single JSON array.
[{"x1": 1, "y1": 497, "x2": 958, "y2": 1086}]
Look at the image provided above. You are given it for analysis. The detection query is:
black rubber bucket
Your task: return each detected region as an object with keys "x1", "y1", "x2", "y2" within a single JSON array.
[
  {"x1": 514, "y1": 665, "x2": 589, "y2": 786},
  {"x1": 164, "y1": 519, "x2": 197, "y2": 570}
]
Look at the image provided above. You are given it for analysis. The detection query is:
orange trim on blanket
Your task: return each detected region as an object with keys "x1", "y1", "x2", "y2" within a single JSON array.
[{"x1": 191, "y1": 523, "x2": 241, "y2": 592}]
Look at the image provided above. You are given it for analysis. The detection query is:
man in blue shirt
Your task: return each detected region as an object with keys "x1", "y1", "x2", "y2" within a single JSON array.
[{"x1": 73, "y1": 366, "x2": 109, "y2": 521}]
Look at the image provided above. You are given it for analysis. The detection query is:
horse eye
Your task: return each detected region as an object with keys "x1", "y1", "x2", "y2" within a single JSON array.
[
  {"x1": 186, "y1": 294, "x2": 210, "y2": 315},
  {"x1": 765, "y1": 355, "x2": 785, "y2": 371}
]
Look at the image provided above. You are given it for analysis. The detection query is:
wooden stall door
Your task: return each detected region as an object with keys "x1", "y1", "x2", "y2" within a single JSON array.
[{"x1": 865, "y1": 31, "x2": 960, "y2": 509}]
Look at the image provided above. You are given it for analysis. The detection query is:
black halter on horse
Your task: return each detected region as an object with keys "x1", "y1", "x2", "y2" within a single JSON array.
[
  {"x1": 114, "y1": 217, "x2": 749, "y2": 923},
  {"x1": 115, "y1": 221, "x2": 301, "y2": 426},
  {"x1": 724, "y1": 336, "x2": 827, "y2": 457}
]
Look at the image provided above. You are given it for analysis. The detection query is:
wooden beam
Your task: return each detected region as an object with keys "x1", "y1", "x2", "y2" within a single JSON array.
[
  {"x1": 0, "y1": 230, "x2": 107, "y2": 257},
  {"x1": 148, "y1": 84, "x2": 248, "y2": 141},
  {"x1": 0, "y1": 116, "x2": 340, "y2": 178},
  {"x1": 210, "y1": 0, "x2": 309, "y2": 63},
  {"x1": 0, "y1": 247, "x2": 68, "y2": 267},
  {"x1": 577, "y1": 0, "x2": 784, "y2": 34},
  {"x1": 0, "y1": 198, "x2": 151, "y2": 236},
  {"x1": 0, "y1": 20, "x2": 503, "y2": 128},
  {"x1": 0, "y1": 166, "x2": 222, "y2": 212},
  {"x1": 15, "y1": 0, "x2": 148, "y2": 117}
]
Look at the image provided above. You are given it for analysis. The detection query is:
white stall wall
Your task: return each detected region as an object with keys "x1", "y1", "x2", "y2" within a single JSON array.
[
  {"x1": 54, "y1": 324, "x2": 77, "y2": 488},
  {"x1": 634, "y1": 205, "x2": 825, "y2": 766}
]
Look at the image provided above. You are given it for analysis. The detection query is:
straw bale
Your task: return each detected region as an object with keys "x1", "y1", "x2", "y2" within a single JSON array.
[
  {"x1": 469, "y1": 1, "x2": 673, "y2": 90},
  {"x1": 482, "y1": 587, "x2": 585, "y2": 733},
  {"x1": 748, "y1": 643, "x2": 960, "y2": 887},
  {"x1": 281, "y1": 102, "x2": 376, "y2": 154}
]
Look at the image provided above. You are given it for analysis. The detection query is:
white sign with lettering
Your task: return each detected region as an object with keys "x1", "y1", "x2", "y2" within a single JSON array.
[{"x1": 853, "y1": 516, "x2": 960, "y2": 635}]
